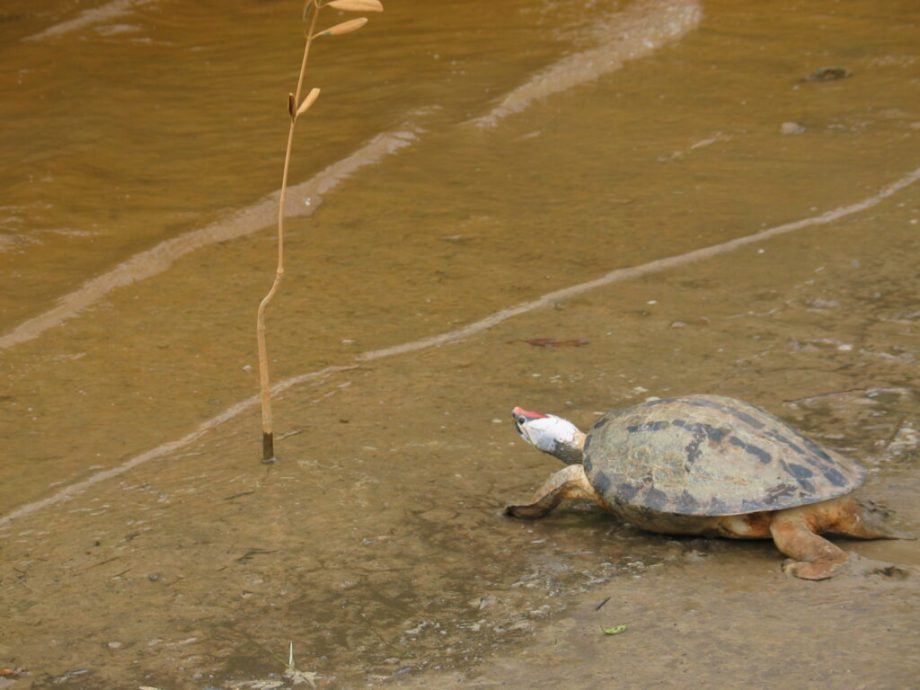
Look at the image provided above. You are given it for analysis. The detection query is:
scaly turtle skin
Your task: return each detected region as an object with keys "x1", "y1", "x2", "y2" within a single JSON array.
[{"x1": 506, "y1": 395, "x2": 911, "y2": 580}]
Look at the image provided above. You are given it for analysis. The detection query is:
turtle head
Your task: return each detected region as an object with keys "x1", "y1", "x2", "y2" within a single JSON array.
[{"x1": 512, "y1": 406, "x2": 586, "y2": 465}]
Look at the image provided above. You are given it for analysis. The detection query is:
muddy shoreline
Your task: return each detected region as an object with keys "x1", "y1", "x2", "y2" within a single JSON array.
[
  {"x1": 394, "y1": 534, "x2": 920, "y2": 690},
  {"x1": 3, "y1": 198, "x2": 919, "y2": 688}
]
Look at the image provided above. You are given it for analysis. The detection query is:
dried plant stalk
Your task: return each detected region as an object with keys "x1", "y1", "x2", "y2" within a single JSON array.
[{"x1": 256, "y1": 0, "x2": 382, "y2": 463}]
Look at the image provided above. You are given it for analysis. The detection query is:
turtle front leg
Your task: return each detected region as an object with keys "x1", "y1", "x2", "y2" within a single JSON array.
[{"x1": 505, "y1": 465, "x2": 596, "y2": 520}]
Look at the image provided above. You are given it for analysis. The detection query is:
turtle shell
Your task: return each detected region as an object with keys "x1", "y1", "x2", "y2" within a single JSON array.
[{"x1": 582, "y1": 395, "x2": 865, "y2": 516}]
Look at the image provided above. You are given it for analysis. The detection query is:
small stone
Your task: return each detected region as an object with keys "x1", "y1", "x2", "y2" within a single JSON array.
[
  {"x1": 528, "y1": 605, "x2": 551, "y2": 618},
  {"x1": 405, "y1": 621, "x2": 429, "y2": 635},
  {"x1": 807, "y1": 66, "x2": 851, "y2": 81},
  {"x1": 780, "y1": 121, "x2": 806, "y2": 135},
  {"x1": 147, "y1": 573, "x2": 161, "y2": 582},
  {"x1": 805, "y1": 298, "x2": 840, "y2": 310},
  {"x1": 55, "y1": 669, "x2": 91, "y2": 683},
  {"x1": 106, "y1": 640, "x2": 123, "y2": 650}
]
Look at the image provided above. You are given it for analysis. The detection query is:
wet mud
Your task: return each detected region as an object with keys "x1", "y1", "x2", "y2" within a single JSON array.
[{"x1": 1, "y1": 0, "x2": 919, "y2": 688}]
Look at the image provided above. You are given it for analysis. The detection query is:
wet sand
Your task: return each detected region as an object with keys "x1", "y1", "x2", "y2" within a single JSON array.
[
  {"x1": 394, "y1": 548, "x2": 920, "y2": 690},
  {"x1": 2, "y1": 193, "x2": 919, "y2": 688}
]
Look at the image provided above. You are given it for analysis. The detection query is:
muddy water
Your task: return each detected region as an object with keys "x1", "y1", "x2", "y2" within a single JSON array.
[{"x1": 1, "y1": 0, "x2": 919, "y2": 688}]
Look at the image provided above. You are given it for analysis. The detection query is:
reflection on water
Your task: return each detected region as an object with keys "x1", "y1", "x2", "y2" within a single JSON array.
[{"x1": 1, "y1": 0, "x2": 919, "y2": 686}]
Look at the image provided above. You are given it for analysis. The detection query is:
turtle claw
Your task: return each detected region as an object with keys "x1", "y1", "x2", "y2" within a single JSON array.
[
  {"x1": 782, "y1": 557, "x2": 841, "y2": 581},
  {"x1": 782, "y1": 553, "x2": 909, "y2": 581}
]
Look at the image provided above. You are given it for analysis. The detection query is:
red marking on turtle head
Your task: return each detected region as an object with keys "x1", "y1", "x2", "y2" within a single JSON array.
[{"x1": 512, "y1": 406, "x2": 548, "y2": 421}]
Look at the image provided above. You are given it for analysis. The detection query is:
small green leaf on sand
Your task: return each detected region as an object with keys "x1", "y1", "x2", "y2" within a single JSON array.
[{"x1": 602, "y1": 625, "x2": 628, "y2": 636}]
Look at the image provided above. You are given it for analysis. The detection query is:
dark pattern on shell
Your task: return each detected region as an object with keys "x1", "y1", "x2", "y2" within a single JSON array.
[
  {"x1": 762, "y1": 483, "x2": 798, "y2": 505},
  {"x1": 593, "y1": 471, "x2": 611, "y2": 497},
  {"x1": 784, "y1": 463, "x2": 814, "y2": 479},
  {"x1": 645, "y1": 487, "x2": 669, "y2": 511},
  {"x1": 617, "y1": 481, "x2": 639, "y2": 502},
  {"x1": 765, "y1": 429, "x2": 807, "y2": 457},
  {"x1": 781, "y1": 461, "x2": 818, "y2": 494},
  {"x1": 728, "y1": 436, "x2": 772, "y2": 464},
  {"x1": 799, "y1": 433, "x2": 834, "y2": 462},
  {"x1": 674, "y1": 490, "x2": 699, "y2": 512},
  {"x1": 627, "y1": 420, "x2": 670, "y2": 433},
  {"x1": 684, "y1": 424, "x2": 706, "y2": 466},
  {"x1": 797, "y1": 478, "x2": 815, "y2": 493},
  {"x1": 582, "y1": 395, "x2": 865, "y2": 516},
  {"x1": 679, "y1": 397, "x2": 766, "y2": 429},
  {"x1": 821, "y1": 466, "x2": 849, "y2": 487},
  {"x1": 672, "y1": 419, "x2": 729, "y2": 444}
]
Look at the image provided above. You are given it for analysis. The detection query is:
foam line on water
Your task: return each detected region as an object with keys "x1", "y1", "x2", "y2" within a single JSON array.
[
  {"x1": 0, "y1": 364, "x2": 357, "y2": 529},
  {"x1": 360, "y1": 166, "x2": 920, "y2": 359},
  {"x1": 24, "y1": 0, "x2": 156, "y2": 42},
  {"x1": 472, "y1": 0, "x2": 703, "y2": 129},
  {"x1": 3, "y1": 1, "x2": 701, "y2": 350},
  {"x1": 3, "y1": 165, "x2": 918, "y2": 529},
  {"x1": 0, "y1": 130, "x2": 417, "y2": 350}
]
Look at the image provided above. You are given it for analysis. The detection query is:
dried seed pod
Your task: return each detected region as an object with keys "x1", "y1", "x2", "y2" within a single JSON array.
[
  {"x1": 315, "y1": 17, "x2": 368, "y2": 38},
  {"x1": 296, "y1": 88, "x2": 321, "y2": 117},
  {"x1": 326, "y1": 0, "x2": 383, "y2": 12}
]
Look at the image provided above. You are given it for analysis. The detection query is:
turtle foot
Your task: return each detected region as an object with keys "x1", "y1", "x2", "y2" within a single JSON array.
[{"x1": 783, "y1": 553, "x2": 909, "y2": 581}]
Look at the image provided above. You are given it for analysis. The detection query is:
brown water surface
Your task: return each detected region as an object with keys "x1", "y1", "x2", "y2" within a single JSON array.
[{"x1": 1, "y1": 0, "x2": 919, "y2": 688}]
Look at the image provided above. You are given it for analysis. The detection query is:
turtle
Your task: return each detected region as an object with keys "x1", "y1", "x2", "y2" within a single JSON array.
[{"x1": 506, "y1": 394, "x2": 912, "y2": 580}]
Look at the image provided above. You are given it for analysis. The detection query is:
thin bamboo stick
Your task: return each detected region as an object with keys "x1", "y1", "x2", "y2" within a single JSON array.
[{"x1": 256, "y1": 0, "x2": 382, "y2": 463}]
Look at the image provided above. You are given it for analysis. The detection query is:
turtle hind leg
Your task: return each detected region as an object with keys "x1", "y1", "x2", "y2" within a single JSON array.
[
  {"x1": 505, "y1": 465, "x2": 596, "y2": 520},
  {"x1": 769, "y1": 511, "x2": 851, "y2": 580},
  {"x1": 830, "y1": 497, "x2": 916, "y2": 540},
  {"x1": 769, "y1": 507, "x2": 907, "y2": 581}
]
